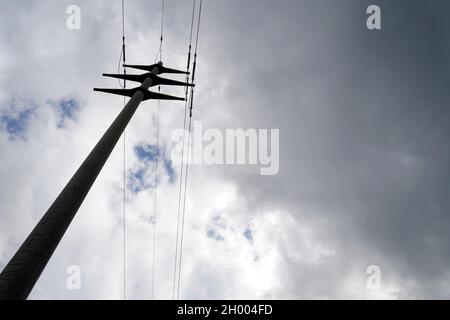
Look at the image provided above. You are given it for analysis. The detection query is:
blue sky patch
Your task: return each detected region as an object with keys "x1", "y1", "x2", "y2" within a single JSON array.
[
  {"x1": 243, "y1": 227, "x2": 253, "y2": 242},
  {"x1": 50, "y1": 98, "x2": 80, "y2": 128},
  {"x1": 163, "y1": 158, "x2": 176, "y2": 183},
  {"x1": 0, "y1": 101, "x2": 36, "y2": 139},
  {"x1": 207, "y1": 227, "x2": 225, "y2": 241},
  {"x1": 128, "y1": 168, "x2": 156, "y2": 193},
  {"x1": 128, "y1": 143, "x2": 177, "y2": 193},
  {"x1": 136, "y1": 144, "x2": 159, "y2": 162}
]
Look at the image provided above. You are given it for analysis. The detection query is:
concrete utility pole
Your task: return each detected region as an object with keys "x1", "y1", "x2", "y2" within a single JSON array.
[{"x1": 0, "y1": 63, "x2": 190, "y2": 299}]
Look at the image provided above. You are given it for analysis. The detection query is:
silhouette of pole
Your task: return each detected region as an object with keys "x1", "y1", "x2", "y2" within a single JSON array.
[{"x1": 0, "y1": 77, "x2": 156, "y2": 300}]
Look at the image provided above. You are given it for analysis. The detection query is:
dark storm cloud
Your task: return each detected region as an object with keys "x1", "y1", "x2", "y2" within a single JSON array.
[{"x1": 183, "y1": 0, "x2": 450, "y2": 298}]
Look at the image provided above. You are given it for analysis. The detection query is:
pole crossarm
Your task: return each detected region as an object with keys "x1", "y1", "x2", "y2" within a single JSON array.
[{"x1": 102, "y1": 72, "x2": 194, "y2": 88}]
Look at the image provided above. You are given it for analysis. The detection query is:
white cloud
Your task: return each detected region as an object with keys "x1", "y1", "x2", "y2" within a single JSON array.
[{"x1": 1, "y1": 0, "x2": 450, "y2": 300}]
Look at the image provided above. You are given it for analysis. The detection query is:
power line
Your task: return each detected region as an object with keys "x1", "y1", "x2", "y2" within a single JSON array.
[
  {"x1": 173, "y1": 0, "x2": 196, "y2": 300},
  {"x1": 151, "y1": 96, "x2": 160, "y2": 300},
  {"x1": 151, "y1": 0, "x2": 166, "y2": 300},
  {"x1": 121, "y1": 0, "x2": 127, "y2": 301},
  {"x1": 177, "y1": 0, "x2": 203, "y2": 300},
  {"x1": 122, "y1": 120, "x2": 126, "y2": 300},
  {"x1": 160, "y1": 0, "x2": 165, "y2": 61},
  {"x1": 156, "y1": 0, "x2": 165, "y2": 62}
]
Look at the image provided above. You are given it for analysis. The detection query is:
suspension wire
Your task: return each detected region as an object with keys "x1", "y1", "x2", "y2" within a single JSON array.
[
  {"x1": 119, "y1": 0, "x2": 127, "y2": 301},
  {"x1": 151, "y1": 92, "x2": 161, "y2": 300},
  {"x1": 122, "y1": 0, "x2": 126, "y2": 89},
  {"x1": 122, "y1": 108, "x2": 126, "y2": 301},
  {"x1": 158, "y1": 0, "x2": 165, "y2": 62},
  {"x1": 177, "y1": 0, "x2": 203, "y2": 300},
  {"x1": 176, "y1": 96, "x2": 193, "y2": 300},
  {"x1": 172, "y1": 0, "x2": 197, "y2": 300},
  {"x1": 151, "y1": 0, "x2": 166, "y2": 301}
]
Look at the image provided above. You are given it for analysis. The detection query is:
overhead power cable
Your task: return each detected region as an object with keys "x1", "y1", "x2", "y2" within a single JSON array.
[
  {"x1": 172, "y1": 0, "x2": 197, "y2": 300},
  {"x1": 151, "y1": 0, "x2": 166, "y2": 300},
  {"x1": 176, "y1": 0, "x2": 203, "y2": 300},
  {"x1": 120, "y1": 0, "x2": 127, "y2": 301}
]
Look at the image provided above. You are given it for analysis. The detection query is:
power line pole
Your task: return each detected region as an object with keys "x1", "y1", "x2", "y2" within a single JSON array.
[{"x1": 0, "y1": 63, "x2": 191, "y2": 300}]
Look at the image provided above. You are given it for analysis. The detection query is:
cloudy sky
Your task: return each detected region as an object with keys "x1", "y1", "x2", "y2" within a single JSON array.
[{"x1": 1, "y1": 0, "x2": 450, "y2": 300}]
